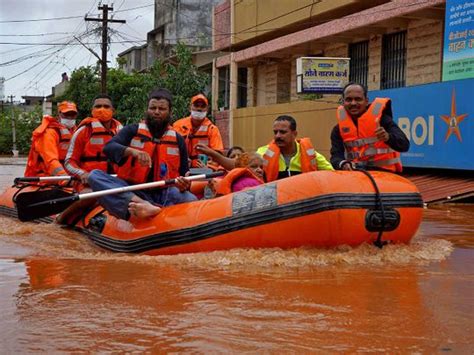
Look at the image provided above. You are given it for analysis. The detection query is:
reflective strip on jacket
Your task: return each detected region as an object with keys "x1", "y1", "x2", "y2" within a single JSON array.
[
  {"x1": 77, "y1": 117, "x2": 122, "y2": 173},
  {"x1": 260, "y1": 138, "x2": 318, "y2": 182},
  {"x1": 337, "y1": 97, "x2": 402, "y2": 172},
  {"x1": 173, "y1": 116, "x2": 223, "y2": 168},
  {"x1": 116, "y1": 122, "x2": 181, "y2": 184},
  {"x1": 24, "y1": 115, "x2": 72, "y2": 177}
]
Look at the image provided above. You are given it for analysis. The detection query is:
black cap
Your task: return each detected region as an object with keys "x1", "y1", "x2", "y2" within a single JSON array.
[{"x1": 148, "y1": 88, "x2": 173, "y2": 105}]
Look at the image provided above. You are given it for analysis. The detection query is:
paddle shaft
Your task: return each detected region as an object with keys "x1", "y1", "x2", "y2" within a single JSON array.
[
  {"x1": 15, "y1": 174, "x2": 117, "y2": 183},
  {"x1": 16, "y1": 171, "x2": 224, "y2": 222},
  {"x1": 77, "y1": 172, "x2": 223, "y2": 201},
  {"x1": 15, "y1": 176, "x2": 75, "y2": 183},
  {"x1": 34, "y1": 171, "x2": 224, "y2": 207}
]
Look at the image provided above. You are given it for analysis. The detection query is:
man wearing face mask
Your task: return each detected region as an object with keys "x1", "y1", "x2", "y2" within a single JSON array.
[
  {"x1": 87, "y1": 88, "x2": 197, "y2": 221},
  {"x1": 173, "y1": 93, "x2": 224, "y2": 168},
  {"x1": 65, "y1": 94, "x2": 122, "y2": 186},
  {"x1": 25, "y1": 101, "x2": 78, "y2": 177}
]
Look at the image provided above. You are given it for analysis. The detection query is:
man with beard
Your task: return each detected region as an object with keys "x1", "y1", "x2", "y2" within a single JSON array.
[
  {"x1": 173, "y1": 93, "x2": 224, "y2": 168},
  {"x1": 330, "y1": 82, "x2": 409, "y2": 172},
  {"x1": 87, "y1": 88, "x2": 197, "y2": 220},
  {"x1": 256, "y1": 115, "x2": 333, "y2": 182}
]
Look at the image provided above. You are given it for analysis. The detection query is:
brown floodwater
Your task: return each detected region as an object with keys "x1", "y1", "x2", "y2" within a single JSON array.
[{"x1": 0, "y1": 163, "x2": 472, "y2": 352}]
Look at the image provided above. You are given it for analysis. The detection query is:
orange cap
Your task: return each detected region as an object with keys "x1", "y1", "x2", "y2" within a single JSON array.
[
  {"x1": 191, "y1": 94, "x2": 208, "y2": 106},
  {"x1": 58, "y1": 101, "x2": 77, "y2": 113}
]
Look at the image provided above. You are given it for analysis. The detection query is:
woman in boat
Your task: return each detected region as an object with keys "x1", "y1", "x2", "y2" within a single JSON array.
[
  {"x1": 204, "y1": 152, "x2": 265, "y2": 197},
  {"x1": 226, "y1": 146, "x2": 244, "y2": 159}
]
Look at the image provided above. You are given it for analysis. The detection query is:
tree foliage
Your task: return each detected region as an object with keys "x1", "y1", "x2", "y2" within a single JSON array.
[
  {"x1": 0, "y1": 44, "x2": 209, "y2": 156},
  {"x1": 0, "y1": 106, "x2": 42, "y2": 155},
  {"x1": 57, "y1": 43, "x2": 210, "y2": 124}
]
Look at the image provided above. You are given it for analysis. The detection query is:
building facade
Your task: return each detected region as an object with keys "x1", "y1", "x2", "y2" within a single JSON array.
[
  {"x1": 119, "y1": 0, "x2": 222, "y2": 73},
  {"x1": 212, "y1": 0, "x2": 474, "y2": 171}
]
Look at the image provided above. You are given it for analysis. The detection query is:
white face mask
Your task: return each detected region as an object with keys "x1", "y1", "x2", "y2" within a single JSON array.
[
  {"x1": 60, "y1": 118, "x2": 75, "y2": 129},
  {"x1": 191, "y1": 110, "x2": 207, "y2": 120}
]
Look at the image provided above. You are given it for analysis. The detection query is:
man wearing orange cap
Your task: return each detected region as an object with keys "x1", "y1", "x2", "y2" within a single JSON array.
[
  {"x1": 65, "y1": 94, "x2": 122, "y2": 186},
  {"x1": 173, "y1": 93, "x2": 224, "y2": 168},
  {"x1": 24, "y1": 101, "x2": 78, "y2": 177}
]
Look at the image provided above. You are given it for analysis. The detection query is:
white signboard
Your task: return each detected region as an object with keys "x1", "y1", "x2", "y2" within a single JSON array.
[{"x1": 296, "y1": 57, "x2": 350, "y2": 94}]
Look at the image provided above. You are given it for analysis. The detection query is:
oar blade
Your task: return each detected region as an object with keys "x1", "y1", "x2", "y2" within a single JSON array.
[{"x1": 15, "y1": 189, "x2": 75, "y2": 222}]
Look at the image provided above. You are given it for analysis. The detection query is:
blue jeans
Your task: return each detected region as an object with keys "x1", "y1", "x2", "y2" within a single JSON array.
[{"x1": 88, "y1": 170, "x2": 197, "y2": 220}]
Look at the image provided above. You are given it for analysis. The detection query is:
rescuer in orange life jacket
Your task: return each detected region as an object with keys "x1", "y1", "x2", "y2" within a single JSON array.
[
  {"x1": 173, "y1": 93, "x2": 224, "y2": 168},
  {"x1": 24, "y1": 101, "x2": 78, "y2": 178},
  {"x1": 64, "y1": 94, "x2": 123, "y2": 186},
  {"x1": 195, "y1": 116, "x2": 334, "y2": 182},
  {"x1": 330, "y1": 82, "x2": 410, "y2": 172},
  {"x1": 256, "y1": 115, "x2": 334, "y2": 181},
  {"x1": 87, "y1": 88, "x2": 197, "y2": 221}
]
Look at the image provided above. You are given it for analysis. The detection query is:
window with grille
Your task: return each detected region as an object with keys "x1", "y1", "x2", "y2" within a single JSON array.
[
  {"x1": 381, "y1": 31, "x2": 407, "y2": 89},
  {"x1": 349, "y1": 40, "x2": 369, "y2": 87}
]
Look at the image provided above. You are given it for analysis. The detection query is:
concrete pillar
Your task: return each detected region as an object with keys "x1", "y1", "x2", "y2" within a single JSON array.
[
  {"x1": 229, "y1": 52, "x2": 238, "y2": 146},
  {"x1": 211, "y1": 59, "x2": 219, "y2": 112},
  {"x1": 247, "y1": 66, "x2": 255, "y2": 107}
]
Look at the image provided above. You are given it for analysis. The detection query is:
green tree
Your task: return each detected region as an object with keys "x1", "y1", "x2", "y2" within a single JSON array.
[
  {"x1": 57, "y1": 43, "x2": 210, "y2": 125},
  {"x1": 0, "y1": 106, "x2": 42, "y2": 155}
]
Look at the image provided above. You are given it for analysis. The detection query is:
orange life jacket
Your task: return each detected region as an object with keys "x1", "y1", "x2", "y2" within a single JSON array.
[
  {"x1": 116, "y1": 122, "x2": 181, "y2": 184},
  {"x1": 337, "y1": 98, "x2": 402, "y2": 172},
  {"x1": 215, "y1": 168, "x2": 264, "y2": 195},
  {"x1": 78, "y1": 117, "x2": 122, "y2": 173},
  {"x1": 175, "y1": 117, "x2": 217, "y2": 167},
  {"x1": 261, "y1": 138, "x2": 318, "y2": 182},
  {"x1": 24, "y1": 115, "x2": 73, "y2": 177}
]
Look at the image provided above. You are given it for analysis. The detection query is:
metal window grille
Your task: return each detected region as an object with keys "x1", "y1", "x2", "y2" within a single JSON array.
[
  {"x1": 349, "y1": 41, "x2": 369, "y2": 87},
  {"x1": 381, "y1": 31, "x2": 407, "y2": 89}
]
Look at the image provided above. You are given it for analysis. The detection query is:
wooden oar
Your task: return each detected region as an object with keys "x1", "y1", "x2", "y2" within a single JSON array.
[{"x1": 15, "y1": 171, "x2": 224, "y2": 222}]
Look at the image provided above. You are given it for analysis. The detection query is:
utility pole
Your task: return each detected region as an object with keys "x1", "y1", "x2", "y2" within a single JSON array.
[
  {"x1": 8, "y1": 95, "x2": 17, "y2": 157},
  {"x1": 85, "y1": 5, "x2": 125, "y2": 94}
]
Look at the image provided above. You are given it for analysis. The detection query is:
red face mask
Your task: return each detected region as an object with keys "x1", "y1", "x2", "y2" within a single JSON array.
[{"x1": 92, "y1": 108, "x2": 113, "y2": 122}]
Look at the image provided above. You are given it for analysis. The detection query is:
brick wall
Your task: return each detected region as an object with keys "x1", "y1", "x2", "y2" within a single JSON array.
[
  {"x1": 367, "y1": 35, "x2": 382, "y2": 91},
  {"x1": 213, "y1": 0, "x2": 231, "y2": 51},
  {"x1": 256, "y1": 65, "x2": 267, "y2": 106},
  {"x1": 290, "y1": 58, "x2": 297, "y2": 101},
  {"x1": 406, "y1": 19, "x2": 443, "y2": 86},
  {"x1": 247, "y1": 66, "x2": 256, "y2": 107},
  {"x1": 213, "y1": 109, "x2": 230, "y2": 148},
  {"x1": 277, "y1": 61, "x2": 292, "y2": 103},
  {"x1": 324, "y1": 43, "x2": 348, "y2": 58},
  {"x1": 265, "y1": 63, "x2": 278, "y2": 105}
]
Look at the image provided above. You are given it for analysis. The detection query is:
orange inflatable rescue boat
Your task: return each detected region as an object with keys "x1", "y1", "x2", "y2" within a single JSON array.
[{"x1": 0, "y1": 171, "x2": 423, "y2": 255}]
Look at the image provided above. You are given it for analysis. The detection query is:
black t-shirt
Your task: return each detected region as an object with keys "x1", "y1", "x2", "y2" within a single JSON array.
[{"x1": 104, "y1": 123, "x2": 189, "y2": 178}]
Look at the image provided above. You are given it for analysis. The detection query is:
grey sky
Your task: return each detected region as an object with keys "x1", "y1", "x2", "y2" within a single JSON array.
[{"x1": 0, "y1": 0, "x2": 154, "y2": 102}]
